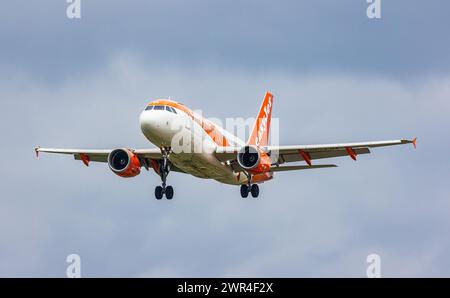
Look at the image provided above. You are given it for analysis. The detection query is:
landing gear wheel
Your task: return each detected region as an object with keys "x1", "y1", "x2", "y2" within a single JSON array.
[
  {"x1": 240, "y1": 185, "x2": 249, "y2": 198},
  {"x1": 165, "y1": 185, "x2": 174, "y2": 200},
  {"x1": 155, "y1": 147, "x2": 173, "y2": 201},
  {"x1": 251, "y1": 184, "x2": 259, "y2": 198},
  {"x1": 155, "y1": 186, "x2": 163, "y2": 200}
]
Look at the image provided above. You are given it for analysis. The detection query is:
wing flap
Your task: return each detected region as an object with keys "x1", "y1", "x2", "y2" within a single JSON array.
[
  {"x1": 278, "y1": 147, "x2": 370, "y2": 163},
  {"x1": 133, "y1": 148, "x2": 165, "y2": 160},
  {"x1": 74, "y1": 153, "x2": 108, "y2": 163},
  {"x1": 270, "y1": 164, "x2": 337, "y2": 172}
]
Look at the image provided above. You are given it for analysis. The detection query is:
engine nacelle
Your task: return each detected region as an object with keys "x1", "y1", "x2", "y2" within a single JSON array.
[
  {"x1": 237, "y1": 145, "x2": 271, "y2": 174},
  {"x1": 107, "y1": 148, "x2": 141, "y2": 178}
]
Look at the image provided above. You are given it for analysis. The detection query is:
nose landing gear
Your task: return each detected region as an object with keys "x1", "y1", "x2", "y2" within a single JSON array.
[{"x1": 154, "y1": 147, "x2": 174, "y2": 200}]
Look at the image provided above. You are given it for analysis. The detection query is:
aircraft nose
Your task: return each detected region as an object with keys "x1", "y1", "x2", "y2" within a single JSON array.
[
  {"x1": 139, "y1": 109, "x2": 175, "y2": 146},
  {"x1": 140, "y1": 110, "x2": 160, "y2": 134}
]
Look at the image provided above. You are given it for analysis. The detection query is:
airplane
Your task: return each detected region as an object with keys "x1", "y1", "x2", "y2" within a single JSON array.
[{"x1": 35, "y1": 91, "x2": 416, "y2": 200}]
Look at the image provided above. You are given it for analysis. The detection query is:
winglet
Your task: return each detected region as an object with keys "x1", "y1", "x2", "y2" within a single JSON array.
[
  {"x1": 35, "y1": 146, "x2": 40, "y2": 158},
  {"x1": 412, "y1": 137, "x2": 417, "y2": 149}
]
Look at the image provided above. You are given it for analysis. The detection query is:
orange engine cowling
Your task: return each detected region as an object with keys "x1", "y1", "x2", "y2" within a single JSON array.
[
  {"x1": 107, "y1": 148, "x2": 141, "y2": 178},
  {"x1": 237, "y1": 145, "x2": 271, "y2": 174}
]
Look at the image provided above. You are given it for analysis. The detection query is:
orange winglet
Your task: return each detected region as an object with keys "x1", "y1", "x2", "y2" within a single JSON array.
[
  {"x1": 412, "y1": 137, "x2": 417, "y2": 149},
  {"x1": 345, "y1": 147, "x2": 357, "y2": 161},
  {"x1": 80, "y1": 153, "x2": 90, "y2": 167},
  {"x1": 298, "y1": 149, "x2": 312, "y2": 166}
]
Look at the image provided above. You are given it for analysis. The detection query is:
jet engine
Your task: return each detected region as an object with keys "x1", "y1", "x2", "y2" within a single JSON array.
[
  {"x1": 107, "y1": 148, "x2": 141, "y2": 178},
  {"x1": 237, "y1": 145, "x2": 271, "y2": 173}
]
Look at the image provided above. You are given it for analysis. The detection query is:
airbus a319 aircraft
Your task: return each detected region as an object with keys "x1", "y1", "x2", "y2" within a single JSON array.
[{"x1": 35, "y1": 92, "x2": 416, "y2": 200}]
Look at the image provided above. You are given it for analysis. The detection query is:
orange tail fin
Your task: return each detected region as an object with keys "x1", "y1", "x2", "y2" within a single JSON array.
[{"x1": 248, "y1": 91, "x2": 274, "y2": 147}]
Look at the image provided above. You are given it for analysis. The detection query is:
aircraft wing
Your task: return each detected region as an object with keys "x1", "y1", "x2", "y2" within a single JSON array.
[
  {"x1": 34, "y1": 147, "x2": 187, "y2": 173},
  {"x1": 35, "y1": 147, "x2": 163, "y2": 162},
  {"x1": 266, "y1": 138, "x2": 416, "y2": 165},
  {"x1": 215, "y1": 138, "x2": 416, "y2": 168}
]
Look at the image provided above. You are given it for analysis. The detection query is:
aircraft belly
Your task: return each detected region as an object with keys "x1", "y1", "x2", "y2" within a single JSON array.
[
  {"x1": 164, "y1": 115, "x2": 247, "y2": 185},
  {"x1": 169, "y1": 152, "x2": 242, "y2": 184}
]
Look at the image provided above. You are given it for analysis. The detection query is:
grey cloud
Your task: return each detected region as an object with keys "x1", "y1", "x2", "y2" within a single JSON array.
[
  {"x1": 1, "y1": 0, "x2": 449, "y2": 81},
  {"x1": 1, "y1": 53, "x2": 450, "y2": 276}
]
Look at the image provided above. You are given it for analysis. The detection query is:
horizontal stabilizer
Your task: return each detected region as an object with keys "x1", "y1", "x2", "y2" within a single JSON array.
[{"x1": 270, "y1": 164, "x2": 337, "y2": 172}]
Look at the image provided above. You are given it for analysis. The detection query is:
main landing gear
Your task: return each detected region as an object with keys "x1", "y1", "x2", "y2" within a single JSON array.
[
  {"x1": 240, "y1": 184, "x2": 259, "y2": 198},
  {"x1": 240, "y1": 173, "x2": 260, "y2": 198},
  {"x1": 155, "y1": 147, "x2": 174, "y2": 200}
]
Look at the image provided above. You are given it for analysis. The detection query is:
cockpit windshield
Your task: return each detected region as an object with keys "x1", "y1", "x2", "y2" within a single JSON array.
[{"x1": 145, "y1": 105, "x2": 177, "y2": 114}]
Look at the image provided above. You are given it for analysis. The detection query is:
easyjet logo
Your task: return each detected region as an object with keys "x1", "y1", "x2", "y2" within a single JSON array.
[{"x1": 255, "y1": 95, "x2": 272, "y2": 146}]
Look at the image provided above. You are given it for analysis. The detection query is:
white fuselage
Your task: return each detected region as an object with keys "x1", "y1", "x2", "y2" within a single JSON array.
[{"x1": 139, "y1": 106, "x2": 248, "y2": 185}]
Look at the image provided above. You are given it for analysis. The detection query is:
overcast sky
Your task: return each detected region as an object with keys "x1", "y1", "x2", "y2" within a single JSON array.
[{"x1": 1, "y1": 0, "x2": 450, "y2": 277}]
